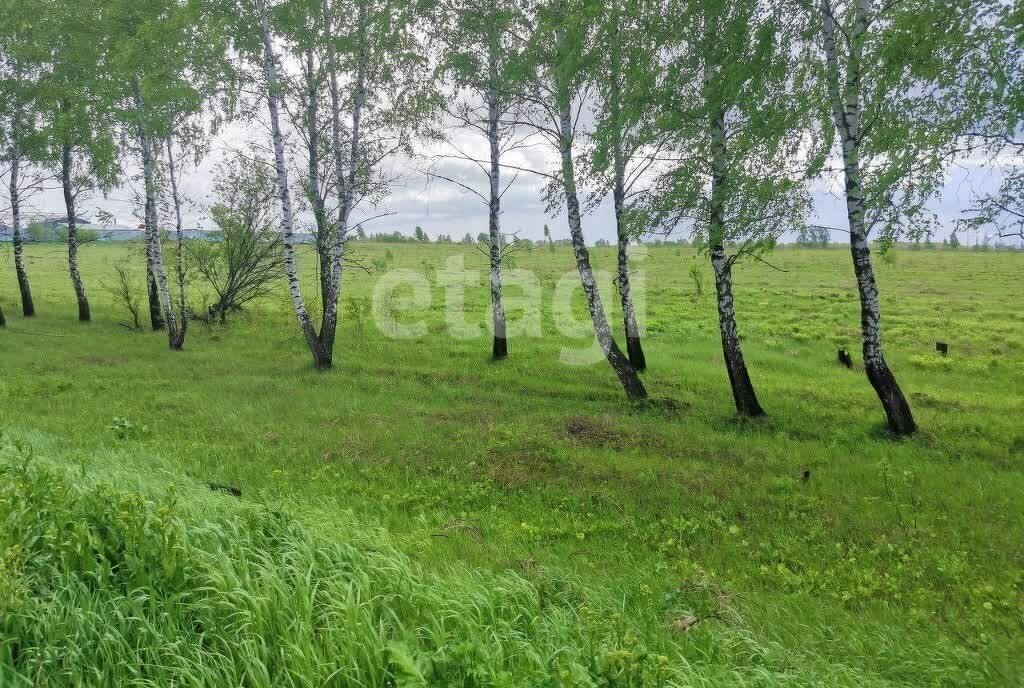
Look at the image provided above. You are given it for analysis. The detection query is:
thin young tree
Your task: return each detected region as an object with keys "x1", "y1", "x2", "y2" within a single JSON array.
[
  {"x1": 513, "y1": 0, "x2": 647, "y2": 400},
  {"x1": 161, "y1": 127, "x2": 197, "y2": 346},
  {"x1": 37, "y1": 0, "x2": 120, "y2": 322},
  {"x1": 584, "y1": 0, "x2": 662, "y2": 371},
  {"x1": 645, "y1": 0, "x2": 814, "y2": 417},
  {"x1": 806, "y1": 0, "x2": 995, "y2": 434},
  {"x1": 427, "y1": 0, "x2": 531, "y2": 359},
  {"x1": 0, "y1": 0, "x2": 49, "y2": 318},
  {"x1": 190, "y1": 154, "x2": 282, "y2": 323}
]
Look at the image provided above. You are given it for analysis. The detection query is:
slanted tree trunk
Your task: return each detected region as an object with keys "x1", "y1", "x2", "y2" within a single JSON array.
[
  {"x1": 257, "y1": 0, "x2": 328, "y2": 368},
  {"x1": 607, "y1": 7, "x2": 644, "y2": 371},
  {"x1": 841, "y1": 146, "x2": 916, "y2": 434},
  {"x1": 9, "y1": 151, "x2": 35, "y2": 317},
  {"x1": 821, "y1": 0, "x2": 916, "y2": 435},
  {"x1": 708, "y1": 106, "x2": 762, "y2": 417},
  {"x1": 61, "y1": 144, "x2": 90, "y2": 322},
  {"x1": 710, "y1": 246, "x2": 762, "y2": 416},
  {"x1": 136, "y1": 93, "x2": 180, "y2": 349},
  {"x1": 486, "y1": 75, "x2": 508, "y2": 359},
  {"x1": 554, "y1": 60, "x2": 646, "y2": 400},
  {"x1": 612, "y1": 180, "x2": 644, "y2": 370},
  {"x1": 165, "y1": 133, "x2": 188, "y2": 350}
]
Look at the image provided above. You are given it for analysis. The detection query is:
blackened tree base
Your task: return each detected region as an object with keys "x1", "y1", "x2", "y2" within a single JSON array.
[
  {"x1": 867, "y1": 357, "x2": 917, "y2": 435},
  {"x1": 493, "y1": 336, "x2": 508, "y2": 360}
]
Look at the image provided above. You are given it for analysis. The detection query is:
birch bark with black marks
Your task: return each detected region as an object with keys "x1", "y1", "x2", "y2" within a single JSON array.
[
  {"x1": 148, "y1": 273, "x2": 165, "y2": 330},
  {"x1": 821, "y1": 0, "x2": 916, "y2": 435},
  {"x1": 555, "y1": 54, "x2": 646, "y2": 400},
  {"x1": 320, "y1": 0, "x2": 365, "y2": 361},
  {"x1": 256, "y1": 0, "x2": 327, "y2": 367},
  {"x1": 707, "y1": 105, "x2": 762, "y2": 417},
  {"x1": 607, "y1": 1, "x2": 644, "y2": 370},
  {"x1": 144, "y1": 124, "x2": 165, "y2": 334},
  {"x1": 8, "y1": 141, "x2": 35, "y2": 316},
  {"x1": 144, "y1": 122, "x2": 165, "y2": 332},
  {"x1": 61, "y1": 143, "x2": 90, "y2": 322},
  {"x1": 610, "y1": 117, "x2": 643, "y2": 370},
  {"x1": 164, "y1": 133, "x2": 188, "y2": 349},
  {"x1": 487, "y1": 68, "x2": 508, "y2": 359},
  {"x1": 137, "y1": 110, "x2": 180, "y2": 349},
  {"x1": 301, "y1": 48, "x2": 332, "y2": 330}
]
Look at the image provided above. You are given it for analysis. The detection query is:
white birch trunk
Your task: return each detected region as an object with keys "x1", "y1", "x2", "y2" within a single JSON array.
[
  {"x1": 487, "y1": 58, "x2": 508, "y2": 359},
  {"x1": 8, "y1": 136, "x2": 34, "y2": 316},
  {"x1": 553, "y1": 31, "x2": 646, "y2": 400},
  {"x1": 256, "y1": 0, "x2": 326, "y2": 367},
  {"x1": 607, "y1": 17, "x2": 644, "y2": 370},
  {"x1": 706, "y1": 96, "x2": 763, "y2": 417},
  {"x1": 135, "y1": 88, "x2": 180, "y2": 349},
  {"x1": 320, "y1": 0, "x2": 365, "y2": 360},
  {"x1": 820, "y1": 0, "x2": 916, "y2": 434},
  {"x1": 165, "y1": 133, "x2": 188, "y2": 349},
  {"x1": 61, "y1": 143, "x2": 90, "y2": 322}
]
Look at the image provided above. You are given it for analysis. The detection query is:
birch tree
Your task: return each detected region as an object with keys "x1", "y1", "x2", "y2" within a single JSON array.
[
  {"x1": 582, "y1": 0, "x2": 663, "y2": 371},
  {"x1": 104, "y1": 0, "x2": 228, "y2": 349},
  {"x1": 427, "y1": 0, "x2": 530, "y2": 359},
  {"x1": 806, "y1": 0, "x2": 994, "y2": 434},
  {"x1": 513, "y1": 0, "x2": 647, "y2": 400},
  {"x1": 644, "y1": 0, "x2": 813, "y2": 417},
  {"x1": 0, "y1": 0, "x2": 49, "y2": 318},
  {"x1": 37, "y1": 0, "x2": 120, "y2": 323},
  {"x1": 235, "y1": 0, "x2": 427, "y2": 368}
]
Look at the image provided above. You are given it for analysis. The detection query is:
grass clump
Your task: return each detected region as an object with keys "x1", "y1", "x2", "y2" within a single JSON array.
[{"x1": 0, "y1": 435, "x2": 682, "y2": 687}]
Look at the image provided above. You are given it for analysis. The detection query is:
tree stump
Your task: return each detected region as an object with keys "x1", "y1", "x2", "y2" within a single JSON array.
[{"x1": 837, "y1": 348, "x2": 853, "y2": 368}]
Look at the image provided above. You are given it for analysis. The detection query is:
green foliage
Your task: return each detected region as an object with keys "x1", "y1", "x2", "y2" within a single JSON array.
[
  {"x1": 344, "y1": 294, "x2": 371, "y2": 331},
  {"x1": 57, "y1": 227, "x2": 99, "y2": 245},
  {"x1": 107, "y1": 416, "x2": 147, "y2": 440},
  {"x1": 31, "y1": 0, "x2": 121, "y2": 191},
  {"x1": 804, "y1": 0, "x2": 1002, "y2": 242},
  {"x1": 641, "y1": 0, "x2": 815, "y2": 259},
  {"x1": 26, "y1": 222, "x2": 55, "y2": 243},
  {"x1": 687, "y1": 259, "x2": 704, "y2": 299}
]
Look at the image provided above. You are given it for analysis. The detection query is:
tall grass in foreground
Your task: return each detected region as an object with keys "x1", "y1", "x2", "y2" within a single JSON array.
[
  {"x1": 0, "y1": 433, "x2": 989, "y2": 686},
  {"x1": 0, "y1": 435, "x2": 684, "y2": 686}
]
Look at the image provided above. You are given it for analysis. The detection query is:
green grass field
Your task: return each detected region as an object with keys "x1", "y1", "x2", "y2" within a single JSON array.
[{"x1": 1, "y1": 241, "x2": 1022, "y2": 686}]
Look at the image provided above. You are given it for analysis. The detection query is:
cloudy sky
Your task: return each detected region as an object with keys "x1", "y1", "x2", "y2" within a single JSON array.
[{"x1": 20, "y1": 113, "x2": 1019, "y2": 248}]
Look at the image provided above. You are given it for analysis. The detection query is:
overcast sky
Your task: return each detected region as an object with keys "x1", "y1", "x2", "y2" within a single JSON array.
[{"x1": 18, "y1": 116, "x2": 1019, "y2": 248}]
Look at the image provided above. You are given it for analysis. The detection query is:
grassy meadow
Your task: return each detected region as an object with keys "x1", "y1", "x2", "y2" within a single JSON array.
[{"x1": 1, "y1": 240, "x2": 1022, "y2": 685}]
